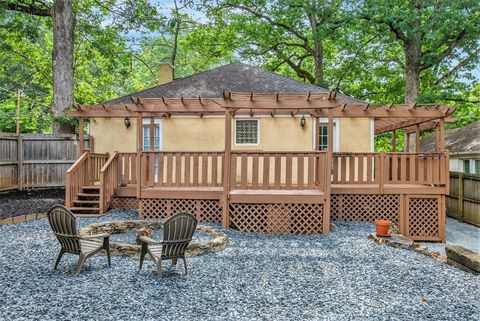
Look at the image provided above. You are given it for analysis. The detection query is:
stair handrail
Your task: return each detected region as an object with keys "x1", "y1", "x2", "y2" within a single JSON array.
[
  {"x1": 65, "y1": 150, "x2": 90, "y2": 208},
  {"x1": 99, "y1": 151, "x2": 119, "y2": 214}
]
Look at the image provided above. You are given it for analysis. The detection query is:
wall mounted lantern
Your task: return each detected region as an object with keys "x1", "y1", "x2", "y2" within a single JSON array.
[
  {"x1": 300, "y1": 114, "x2": 306, "y2": 128},
  {"x1": 124, "y1": 117, "x2": 131, "y2": 129}
]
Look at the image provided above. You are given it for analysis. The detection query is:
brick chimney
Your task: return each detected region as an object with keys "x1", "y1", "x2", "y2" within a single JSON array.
[{"x1": 158, "y1": 63, "x2": 174, "y2": 85}]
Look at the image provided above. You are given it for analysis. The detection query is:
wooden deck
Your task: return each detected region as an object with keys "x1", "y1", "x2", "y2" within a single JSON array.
[{"x1": 65, "y1": 150, "x2": 449, "y2": 241}]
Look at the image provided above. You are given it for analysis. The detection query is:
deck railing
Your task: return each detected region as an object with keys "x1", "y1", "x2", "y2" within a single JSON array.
[
  {"x1": 230, "y1": 151, "x2": 328, "y2": 190},
  {"x1": 332, "y1": 152, "x2": 448, "y2": 187},
  {"x1": 118, "y1": 152, "x2": 137, "y2": 186},
  {"x1": 140, "y1": 151, "x2": 224, "y2": 188},
  {"x1": 119, "y1": 151, "x2": 448, "y2": 193},
  {"x1": 65, "y1": 150, "x2": 108, "y2": 207},
  {"x1": 99, "y1": 152, "x2": 119, "y2": 213}
]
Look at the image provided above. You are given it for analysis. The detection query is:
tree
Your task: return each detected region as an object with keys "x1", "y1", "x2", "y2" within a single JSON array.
[
  {"x1": 358, "y1": 0, "x2": 480, "y2": 103},
  {"x1": 203, "y1": 0, "x2": 347, "y2": 87}
]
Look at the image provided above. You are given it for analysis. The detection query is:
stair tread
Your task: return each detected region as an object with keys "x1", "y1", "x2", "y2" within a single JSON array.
[
  {"x1": 73, "y1": 199, "x2": 99, "y2": 204},
  {"x1": 83, "y1": 185, "x2": 100, "y2": 190},
  {"x1": 77, "y1": 193, "x2": 100, "y2": 197},
  {"x1": 70, "y1": 207, "x2": 100, "y2": 211}
]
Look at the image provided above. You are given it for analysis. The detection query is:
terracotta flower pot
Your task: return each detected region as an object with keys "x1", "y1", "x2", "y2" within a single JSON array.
[{"x1": 375, "y1": 219, "x2": 391, "y2": 237}]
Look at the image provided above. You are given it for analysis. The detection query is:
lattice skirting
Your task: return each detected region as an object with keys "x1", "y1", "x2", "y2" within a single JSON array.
[
  {"x1": 407, "y1": 196, "x2": 441, "y2": 240},
  {"x1": 229, "y1": 203, "x2": 323, "y2": 234},
  {"x1": 331, "y1": 194, "x2": 400, "y2": 223},
  {"x1": 110, "y1": 197, "x2": 140, "y2": 210},
  {"x1": 140, "y1": 199, "x2": 222, "y2": 223}
]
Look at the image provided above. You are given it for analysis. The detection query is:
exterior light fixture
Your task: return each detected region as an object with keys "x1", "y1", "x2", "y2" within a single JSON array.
[
  {"x1": 300, "y1": 114, "x2": 306, "y2": 128},
  {"x1": 124, "y1": 117, "x2": 131, "y2": 129}
]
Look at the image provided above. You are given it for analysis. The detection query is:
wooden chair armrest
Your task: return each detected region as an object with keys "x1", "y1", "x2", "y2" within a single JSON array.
[
  {"x1": 80, "y1": 233, "x2": 110, "y2": 240},
  {"x1": 139, "y1": 235, "x2": 162, "y2": 244}
]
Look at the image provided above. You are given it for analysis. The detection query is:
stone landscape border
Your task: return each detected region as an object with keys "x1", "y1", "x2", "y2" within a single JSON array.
[
  {"x1": 78, "y1": 220, "x2": 228, "y2": 259},
  {"x1": 0, "y1": 213, "x2": 47, "y2": 225}
]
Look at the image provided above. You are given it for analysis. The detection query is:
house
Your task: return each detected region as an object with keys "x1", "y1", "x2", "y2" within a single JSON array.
[
  {"x1": 66, "y1": 62, "x2": 453, "y2": 242},
  {"x1": 421, "y1": 120, "x2": 480, "y2": 174}
]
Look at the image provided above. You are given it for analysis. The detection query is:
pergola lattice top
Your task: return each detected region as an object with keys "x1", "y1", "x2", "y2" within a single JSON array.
[{"x1": 67, "y1": 91, "x2": 455, "y2": 134}]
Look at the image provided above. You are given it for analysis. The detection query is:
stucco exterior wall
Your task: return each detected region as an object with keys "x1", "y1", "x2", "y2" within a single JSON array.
[
  {"x1": 163, "y1": 118, "x2": 225, "y2": 151},
  {"x1": 89, "y1": 116, "x2": 373, "y2": 153},
  {"x1": 90, "y1": 118, "x2": 137, "y2": 153},
  {"x1": 339, "y1": 117, "x2": 372, "y2": 152}
]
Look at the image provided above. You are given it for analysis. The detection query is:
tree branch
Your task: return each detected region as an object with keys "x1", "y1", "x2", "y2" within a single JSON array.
[
  {"x1": 419, "y1": 29, "x2": 467, "y2": 71},
  {"x1": 433, "y1": 47, "x2": 480, "y2": 85},
  {"x1": 1, "y1": 0, "x2": 52, "y2": 17}
]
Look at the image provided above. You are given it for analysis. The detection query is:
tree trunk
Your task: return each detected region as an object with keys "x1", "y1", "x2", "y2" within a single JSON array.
[
  {"x1": 307, "y1": 12, "x2": 325, "y2": 87},
  {"x1": 52, "y1": 0, "x2": 75, "y2": 135},
  {"x1": 404, "y1": 42, "x2": 421, "y2": 104}
]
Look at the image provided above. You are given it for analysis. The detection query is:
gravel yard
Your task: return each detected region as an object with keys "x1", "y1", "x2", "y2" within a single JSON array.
[
  {"x1": 0, "y1": 210, "x2": 478, "y2": 321},
  {"x1": 0, "y1": 188, "x2": 65, "y2": 219}
]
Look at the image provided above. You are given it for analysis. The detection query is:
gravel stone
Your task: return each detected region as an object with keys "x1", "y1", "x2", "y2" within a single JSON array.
[{"x1": 0, "y1": 210, "x2": 478, "y2": 321}]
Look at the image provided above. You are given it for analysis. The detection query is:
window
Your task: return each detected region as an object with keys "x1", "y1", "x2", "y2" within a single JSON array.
[
  {"x1": 475, "y1": 160, "x2": 480, "y2": 175},
  {"x1": 235, "y1": 119, "x2": 259, "y2": 145},
  {"x1": 318, "y1": 123, "x2": 336, "y2": 151},
  {"x1": 464, "y1": 159, "x2": 471, "y2": 174},
  {"x1": 142, "y1": 119, "x2": 161, "y2": 151}
]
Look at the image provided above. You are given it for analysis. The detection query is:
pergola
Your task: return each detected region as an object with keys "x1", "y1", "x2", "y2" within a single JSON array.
[{"x1": 67, "y1": 91, "x2": 455, "y2": 154}]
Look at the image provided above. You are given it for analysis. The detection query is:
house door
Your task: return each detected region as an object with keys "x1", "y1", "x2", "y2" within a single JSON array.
[{"x1": 142, "y1": 118, "x2": 162, "y2": 151}]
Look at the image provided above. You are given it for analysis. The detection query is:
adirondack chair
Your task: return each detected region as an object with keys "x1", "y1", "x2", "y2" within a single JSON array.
[
  {"x1": 139, "y1": 212, "x2": 198, "y2": 278},
  {"x1": 47, "y1": 205, "x2": 111, "y2": 275}
]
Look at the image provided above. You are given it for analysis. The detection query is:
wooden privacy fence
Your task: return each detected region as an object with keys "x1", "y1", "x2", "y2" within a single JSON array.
[
  {"x1": 0, "y1": 132, "x2": 91, "y2": 191},
  {"x1": 447, "y1": 172, "x2": 480, "y2": 226},
  {"x1": 332, "y1": 152, "x2": 448, "y2": 186}
]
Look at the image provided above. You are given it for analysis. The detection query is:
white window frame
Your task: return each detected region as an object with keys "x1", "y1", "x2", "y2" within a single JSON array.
[
  {"x1": 234, "y1": 118, "x2": 260, "y2": 146},
  {"x1": 142, "y1": 118, "x2": 162, "y2": 151},
  {"x1": 313, "y1": 118, "x2": 339, "y2": 152}
]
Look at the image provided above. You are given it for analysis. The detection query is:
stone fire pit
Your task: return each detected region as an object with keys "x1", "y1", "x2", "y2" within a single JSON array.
[{"x1": 78, "y1": 220, "x2": 228, "y2": 259}]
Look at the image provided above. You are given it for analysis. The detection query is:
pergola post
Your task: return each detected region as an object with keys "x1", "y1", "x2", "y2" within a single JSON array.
[
  {"x1": 438, "y1": 118, "x2": 445, "y2": 151},
  {"x1": 314, "y1": 117, "x2": 319, "y2": 151},
  {"x1": 415, "y1": 124, "x2": 420, "y2": 152},
  {"x1": 136, "y1": 112, "x2": 143, "y2": 199},
  {"x1": 78, "y1": 117, "x2": 84, "y2": 154},
  {"x1": 391, "y1": 129, "x2": 396, "y2": 152},
  {"x1": 404, "y1": 130, "x2": 410, "y2": 152},
  {"x1": 222, "y1": 109, "x2": 232, "y2": 229},
  {"x1": 323, "y1": 108, "x2": 334, "y2": 234}
]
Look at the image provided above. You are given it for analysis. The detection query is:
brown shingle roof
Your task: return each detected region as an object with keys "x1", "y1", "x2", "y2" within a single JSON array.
[
  {"x1": 420, "y1": 120, "x2": 480, "y2": 153},
  {"x1": 107, "y1": 62, "x2": 362, "y2": 104}
]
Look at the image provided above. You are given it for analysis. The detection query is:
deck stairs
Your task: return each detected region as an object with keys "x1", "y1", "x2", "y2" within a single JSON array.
[{"x1": 69, "y1": 185, "x2": 101, "y2": 215}]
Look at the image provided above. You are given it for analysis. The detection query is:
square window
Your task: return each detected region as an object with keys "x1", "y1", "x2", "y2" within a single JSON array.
[{"x1": 235, "y1": 119, "x2": 259, "y2": 145}]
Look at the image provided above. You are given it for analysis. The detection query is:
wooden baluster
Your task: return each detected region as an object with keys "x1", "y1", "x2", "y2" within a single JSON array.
[
  {"x1": 357, "y1": 155, "x2": 364, "y2": 184},
  {"x1": 211, "y1": 154, "x2": 218, "y2": 186},
  {"x1": 340, "y1": 156, "x2": 347, "y2": 183},
  {"x1": 297, "y1": 154, "x2": 304, "y2": 189},
  {"x1": 192, "y1": 153, "x2": 199, "y2": 186},
  {"x1": 202, "y1": 154, "x2": 208, "y2": 186},
  {"x1": 274, "y1": 154, "x2": 281, "y2": 189},
  {"x1": 241, "y1": 153, "x2": 248, "y2": 188},
  {"x1": 263, "y1": 154, "x2": 270, "y2": 189},
  {"x1": 307, "y1": 153, "x2": 314, "y2": 189},
  {"x1": 285, "y1": 153, "x2": 292, "y2": 189},
  {"x1": 175, "y1": 153, "x2": 182, "y2": 185},
  {"x1": 252, "y1": 153, "x2": 259, "y2": 189}
]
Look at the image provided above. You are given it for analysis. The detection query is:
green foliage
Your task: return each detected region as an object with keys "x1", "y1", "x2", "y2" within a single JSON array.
[{"x1": 0, "y1": 0, "x2": 478, "y2": 137}]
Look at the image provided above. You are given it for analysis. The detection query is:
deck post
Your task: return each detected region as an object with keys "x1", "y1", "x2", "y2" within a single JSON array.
[
  {"x1": 79, "y1": 117, "x2": 84, "y2": 155},
  {"x1": 136, "y1": 112, "x2": 143, "y2": 200},
  {"x1": 222, "y1": 109, "x2": 232, "y2": 229},
  {"x1": 323, "y1": 108, "x2": 334, "y2": 233}
]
